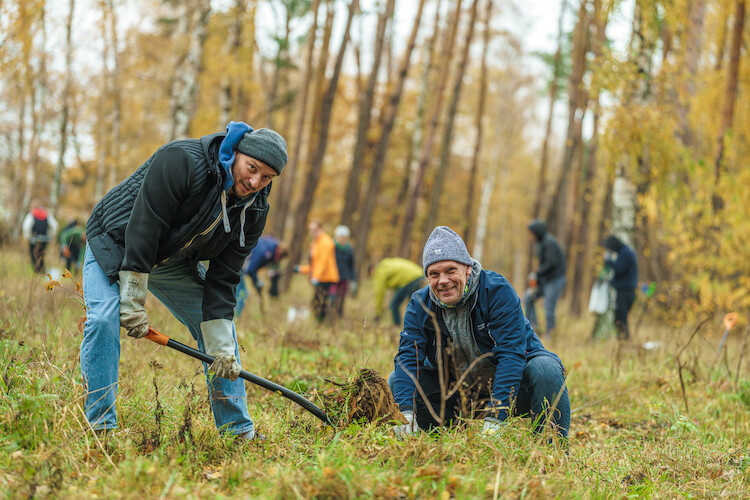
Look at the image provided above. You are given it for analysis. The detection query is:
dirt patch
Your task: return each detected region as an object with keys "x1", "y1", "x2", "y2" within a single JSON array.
[{"x1": 322, "y1": 368, "x2": 408, "y2": 427}]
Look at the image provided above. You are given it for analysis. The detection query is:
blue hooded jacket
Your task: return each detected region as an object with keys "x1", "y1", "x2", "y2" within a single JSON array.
[{"x1": 392, "y1": 269, "x2": 560, "y2": 420}]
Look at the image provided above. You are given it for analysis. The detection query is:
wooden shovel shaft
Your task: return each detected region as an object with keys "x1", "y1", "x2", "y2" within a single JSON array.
[{"x1": 145, "y1": 328, "x2": 333, "y2": 426}]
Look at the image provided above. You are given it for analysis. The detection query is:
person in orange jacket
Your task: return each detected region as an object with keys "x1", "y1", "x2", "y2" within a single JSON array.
[{"x1": 296, "y1": 220, "x2": 340, "y2": 322}]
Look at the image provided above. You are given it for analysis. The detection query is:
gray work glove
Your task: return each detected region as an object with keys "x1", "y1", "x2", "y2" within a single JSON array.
[
  {"x1": 393, "y1": 410, "x2": 420, "y2": 438},
  {"x1": 201, "y1": 319, "x2": 241, "y2": 381},
  {"x1": 119, "y1": 270, "x2": 150, "y2": 338},
  {"x1": 482, "y1": 417, "x2": 507, "y2": 435}
]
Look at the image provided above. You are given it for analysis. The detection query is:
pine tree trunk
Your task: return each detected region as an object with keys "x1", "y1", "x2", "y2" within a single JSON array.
[
  {"x1": 271, "y1": 0, "x2": 321, "y2": 240},
  {"x1": 341, "y1": 0, "x2": 395, "y2": 228},
  {"x1": 712, "y1": 0, "x2": 745, "y2": 211},
  {"x1": 393, "y1": 0, "x2": 443, "y2": 234},
  {"x1": 282, "y1": 0, "x2": 359, "y2": 291},
  {"x1": 351, "y1": 0, "x2": 426, "y2": 280},
  {"x1": 398, "y1": 0, "x2": 463, "y2": 259},
  {"x1": 462, "y1": 0, "x2": 492, "y2": 249},
  {"x1": 545, "y1": 0, "x2": 590, "y2": 244},
  {"x1": 423, "y1": 0, "x2": 479, "y2": 241},
  {"x1": 527, "y1": 0, "x2": 566, "y2": 275}
]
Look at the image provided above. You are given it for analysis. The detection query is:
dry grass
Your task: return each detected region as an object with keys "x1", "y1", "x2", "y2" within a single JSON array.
[{"x1": 0, "y1": 244, "x2": 748, "y2": 498}]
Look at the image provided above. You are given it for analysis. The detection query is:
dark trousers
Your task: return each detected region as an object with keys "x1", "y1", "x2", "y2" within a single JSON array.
[
  {"x1": 312, "y1": 282, "x2": 335, "y2": 321},
  {"x1": 614, "y1": 288, "x2": 636, "y2": 339},
  {"x1": 390, "y1": 278, "x2": 424, "y2": 325},
  {"x1": 391, "y1": 356, "x2": 570, "y2": 438},
  {"x1": 29, "y1": 242, "x2": 47, "y2": 274}
]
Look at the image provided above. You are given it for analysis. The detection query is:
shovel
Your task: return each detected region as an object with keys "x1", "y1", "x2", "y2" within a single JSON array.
[{"x1": 145, "y1": 327, "x2": 333, "y2": 426}]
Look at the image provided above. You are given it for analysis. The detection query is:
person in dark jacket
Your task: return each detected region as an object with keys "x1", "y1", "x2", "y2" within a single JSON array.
[
  {"x1": 81, "y1": 121, "x2": 287, "y2": 441},
  {"x1": 22, "y1": 203, "x2": 59, "y2": 274},
  {"x1": 525, "y1": 220, "x2": 567, "y2": 338},
  {"x1": 390, "y1": 226, "x2": 570, "y2": 440},
  {"x1": 603, "y1": 234, "x2": 638, "y2": 340},
  {"x1": 331, "y1": 224, "x2": 356, "y2": 318},
  {"x1": 234, "y1": 236, "x2": 287, "y2": 317}
]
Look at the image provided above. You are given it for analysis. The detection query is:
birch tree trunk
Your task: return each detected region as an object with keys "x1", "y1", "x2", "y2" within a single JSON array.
[
  {"x1": 271, "y1": 0, "x2": 320, "y2": 240},
  {"x1": 351, "y1": 0, "x2": 426, "y2": 280},
  {"x1": 283, "y1": 0, "x2": 359, "y2": 291},
  {"x1": 219, "y1": 0, "x2": 249, "y2": 127},
  {"x1": 398, "y1": 0, "x2": 463, "y2": 259},
  {"x1": 50, "y1": 0, "x2": 75, "y2": 215},
  {"x1": 168, "y1": 0, "x2": 212, "y2": 141},
  {"x1": 341, "y1": 0, "x2": 395, "y2": 228},
  {"x1": 20, "y1": 3, "x2": 47, "y2": 231},
  {"x1": 462, "y1": 0, "x2": 492, "y2": 249},
  {"x1": 423, "y1": 0, "x2": 479, "y2": 241}
]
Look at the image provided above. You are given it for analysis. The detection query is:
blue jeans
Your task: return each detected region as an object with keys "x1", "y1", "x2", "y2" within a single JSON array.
[
  {"x1": 390, "y1": 278, "x2": 424, "y2": 326},
  {"x1": 388, "y1": 355, "x2": 570, "y2": 438},
  {"x1": 524, "y1": 275, "x2": 566, "y2": 334},
  {"x1": 80, "y1": 245, "x2": 253, "y2": 435}
]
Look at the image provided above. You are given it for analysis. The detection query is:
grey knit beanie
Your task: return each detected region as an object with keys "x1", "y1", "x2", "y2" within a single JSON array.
[
  {"x1": 235, "y1": 129, "x2": 288, "y2": 175},
  {"x1": 422, "y1": 226, "x2": 473, "y2": 275}
]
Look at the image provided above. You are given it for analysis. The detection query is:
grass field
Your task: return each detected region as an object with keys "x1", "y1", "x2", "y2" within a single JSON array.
[{"x1": 1, "y1": 246, "x2": 748, "y2": 499}]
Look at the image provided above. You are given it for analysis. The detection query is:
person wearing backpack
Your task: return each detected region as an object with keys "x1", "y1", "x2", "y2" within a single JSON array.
[
  {"x1": 389, "y1": 226, "x2": 570, "y2": 441},
  {"x1": 22, "y1": 204, "x2": 59, "y2": 274}
]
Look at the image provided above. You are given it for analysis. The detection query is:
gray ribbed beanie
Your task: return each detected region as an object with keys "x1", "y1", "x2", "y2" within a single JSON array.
[
  {"x1": 235, "y1": 129, "x2": 288, "y2": 175},
  {"x1": 422, "y1": 226, "x2": 473, "y2": 275}
]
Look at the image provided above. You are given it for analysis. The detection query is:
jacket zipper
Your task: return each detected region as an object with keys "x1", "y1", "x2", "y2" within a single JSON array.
[
  {"x1": 179, "y1": 212, "x2": 223, "y2": 251},
  {"x1": 156, "y1": 212, "x2": 223, "y2": 267}
]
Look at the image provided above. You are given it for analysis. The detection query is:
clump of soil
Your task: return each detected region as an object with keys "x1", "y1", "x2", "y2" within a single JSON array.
[{"x1": 323, "y1": 368, "x2": 407, "y2": 427}]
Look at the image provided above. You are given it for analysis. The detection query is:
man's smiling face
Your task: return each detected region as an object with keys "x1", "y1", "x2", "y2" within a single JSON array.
[
  {"x1": 426, "y1": 260, "x2": 471, "y2": 306},
  {"x1": 228, "y1": 152, "x2": 277, "y2": 198}
]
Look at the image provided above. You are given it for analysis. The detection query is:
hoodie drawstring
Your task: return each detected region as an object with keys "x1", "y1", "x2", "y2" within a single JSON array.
[{"x1": 220, "y1": 190, "x2": 231, "y2": 234}]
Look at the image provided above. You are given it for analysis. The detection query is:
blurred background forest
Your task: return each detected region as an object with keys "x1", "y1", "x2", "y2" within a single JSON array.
[{"x1": 1, "y1": 0, "x2": 748, "y2": 324}]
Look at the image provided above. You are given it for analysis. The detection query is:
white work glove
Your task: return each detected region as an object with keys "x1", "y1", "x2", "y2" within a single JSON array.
[
  {"x1": 393, "y1": 410, "x2": 420, "y2": 438},
  {"x1": 482, "y1": 417, "x2": 507, "y2": 435},
  {"x1": 201, "y1": 319, "x2": 241, "y2": 381},
  {"x1": 349, "y1": 281, "x2": 358, "y2": 294},
  {"x1": 118, "y1": 270, "x2": 150, "y2": 338}
]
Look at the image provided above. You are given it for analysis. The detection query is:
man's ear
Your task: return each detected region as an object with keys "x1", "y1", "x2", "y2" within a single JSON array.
[{"x1": 465, "y1": 264, "x2": 471, "y2": 280}]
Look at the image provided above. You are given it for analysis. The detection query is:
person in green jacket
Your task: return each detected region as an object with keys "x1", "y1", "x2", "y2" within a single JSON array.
[{"x1": 373, "y1": 258, "x2": 425, "y2": 326}]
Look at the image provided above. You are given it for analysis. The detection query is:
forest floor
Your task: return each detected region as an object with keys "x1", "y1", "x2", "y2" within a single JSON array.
[{"x1": 0, "y1": 246, "x2": 748, "y2": 499}]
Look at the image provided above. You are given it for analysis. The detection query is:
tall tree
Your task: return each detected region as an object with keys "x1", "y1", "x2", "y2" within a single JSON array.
[
  {"x1": 341, "y1": 0, "x2": 395, "y2": 228},
  {"x1": 167, "y1": 0, "x2": 212, "y2": 140},
  {"x1": 398, "y1": 0, "x2": 463, "y2": 259},
  {"x1": 106, "y1": 0, "x2": 122, "y2": 192},
  {"x1": 283, "y1": 0, "x2": 359, "y2": 291},
  {"x1": 423, "y1": 0, "x2": 479, "y2": 240},
  {"x1": 567, "y1": 0, "x2": 608, "y2": 317},
  {"x1": 545, "y1": 0, "x2": 591, "y2": 247},
  {"x1": 392, "y1": 0, "x2": 443, "y2": 235},
  {"x1": 712, "y1": 0, "x2": 745, "y2": 211},
  {"x1": 462, "y1": 0, "x2": 492, "y2": 249},
  {"x1": 271, "y1": 0, "x2": 321, "y2": 240},
  {"x1": 50, "y1": 0, "x2": 75, "y2": 215},
  {"x1": 352, "y1": 0, "x2": 427, "y2": 279},
  {"x1": 219, "y1": 0, "x2": 250, "y2": 127},
  {"x1": 527, "y1": 0, "x2": 567, "y2": 275}
]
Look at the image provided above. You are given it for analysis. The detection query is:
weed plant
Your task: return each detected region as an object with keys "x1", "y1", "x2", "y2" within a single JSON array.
[{"x1": 0, "y1": 246, "x2": 748, "y2": 498}]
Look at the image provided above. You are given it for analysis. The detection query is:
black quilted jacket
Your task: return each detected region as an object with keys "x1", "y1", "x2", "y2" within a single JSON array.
[{"x1": 86, "y1": 132, "x2": 270, "y2": 321}]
